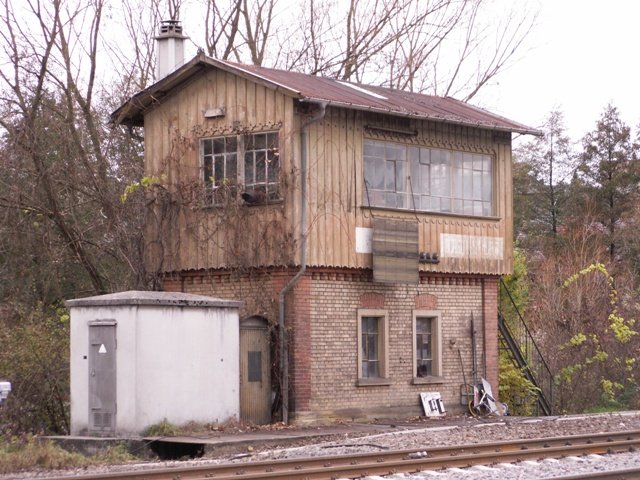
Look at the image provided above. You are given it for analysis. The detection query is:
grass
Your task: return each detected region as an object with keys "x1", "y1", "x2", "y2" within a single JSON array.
[
  {"x1": 0, "y1": 435, "x2": 138, "y2": 474},
  {"x1": 142, "y1": 418, "x2": 179, "y2": 437},
  {"x1": 583, "y1": 404, "x2": 628, "y2": 414}
]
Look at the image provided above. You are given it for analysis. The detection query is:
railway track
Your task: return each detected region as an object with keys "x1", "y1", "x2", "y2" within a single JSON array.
[{"x1": 47, "y1": 429, "x2": 640, "y2": 480}]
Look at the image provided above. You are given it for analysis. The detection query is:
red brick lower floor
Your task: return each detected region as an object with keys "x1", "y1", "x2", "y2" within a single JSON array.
[{"x1": 162, "y1": 267, "x2": 499, "y2": 423}]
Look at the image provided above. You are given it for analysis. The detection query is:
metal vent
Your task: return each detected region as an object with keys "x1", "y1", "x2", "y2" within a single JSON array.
[
  {"x1": 372, "y1": 217, "x2": 419, "y2": 284},
  {"x1": 160, "y1": 20, "x2": 182, "y2": 35},
  {"x1": 93, "y1": 412, "x2": 103, "y2": 428},
  {"x1": 92, "y1": 411, "x2": 114, "y2": 430}
]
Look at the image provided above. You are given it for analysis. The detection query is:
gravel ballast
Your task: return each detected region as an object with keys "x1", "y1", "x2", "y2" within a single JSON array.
[{"x1": 3, "y1": 412, "x2": 640, "y2": 479}]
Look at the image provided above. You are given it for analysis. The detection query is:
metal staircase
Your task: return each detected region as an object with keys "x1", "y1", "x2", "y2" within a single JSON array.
[{"x1": 498, "y1": 279, "x2": 553, "y2": 415}]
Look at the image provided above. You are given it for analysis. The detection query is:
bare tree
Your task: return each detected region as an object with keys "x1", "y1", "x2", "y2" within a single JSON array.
[
  {"x1": 0, "y1": 0, "x2": 150, "y2": 298},
  {"x1": 241, "y1": 0, "x2": 276, "y2": 65},
  {"x1": 200, "y1": 0, "x2": 537, "y2": 100},
  {"x1": 109, "y1": 0, "x2": 163, "y2": 92},
  {"x1": 204, "y1": 0, "x2": 243, "y2": 60}
]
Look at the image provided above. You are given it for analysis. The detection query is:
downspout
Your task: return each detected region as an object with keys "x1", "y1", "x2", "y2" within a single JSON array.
[{"x1": 278, "y1": 101, "x2": 327, "y2": 424}]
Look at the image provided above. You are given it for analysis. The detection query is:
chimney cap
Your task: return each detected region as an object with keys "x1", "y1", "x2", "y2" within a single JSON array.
[{"x1": 156, "y1": 19, "x2": 188, "y2": 39}]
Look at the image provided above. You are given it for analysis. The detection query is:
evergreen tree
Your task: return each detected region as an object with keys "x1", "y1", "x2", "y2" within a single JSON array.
[
  {"x1": 578, "y1": 105, "x2": 639, "y2": 262},
  {"x1": 513, "y1": 109, "x2": 574, "y2": 245}
]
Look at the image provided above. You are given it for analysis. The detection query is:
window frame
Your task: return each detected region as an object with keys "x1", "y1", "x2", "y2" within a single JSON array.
[
  {"x1": 200, "y1": 130, "x2": 281, "y2": 205},
  {"x1": 357, "y1": 309, "x2": 390, "y2": 386},
  {"x1": 363, "y1": 138, "x2": 495, "y2": 217},
  {"x1": 412, "y1": 310, "x2": 443, "y2": 384}
]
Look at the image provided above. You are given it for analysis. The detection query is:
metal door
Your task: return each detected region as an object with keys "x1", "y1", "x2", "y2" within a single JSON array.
[
  {"x1": 240, "y1": 317, "x2": 271, "y2": 424},
  {"x1": 88, "y1": 321, "x2": 116, "y2": 434}
]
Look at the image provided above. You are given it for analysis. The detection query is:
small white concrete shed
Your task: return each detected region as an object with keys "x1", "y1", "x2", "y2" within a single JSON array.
[{"x1": 66, "y1": 291, "x2": 242, "y2": 436}]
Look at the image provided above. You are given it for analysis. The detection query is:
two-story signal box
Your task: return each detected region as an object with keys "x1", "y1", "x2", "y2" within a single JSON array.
[{"x1": 113, "y1": 26, "x2": 538, "y2": 424}]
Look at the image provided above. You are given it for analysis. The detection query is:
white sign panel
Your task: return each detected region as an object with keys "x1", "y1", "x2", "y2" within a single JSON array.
[
  {"x1": 420, "y1": 392, "x2": 446, "y2": 417},
  {"x1": 355, "y1": 227, "x2": 373, "y2": 253},
  {"x1": 440, "y1": 234, "x2": 504, "y2": 260}
]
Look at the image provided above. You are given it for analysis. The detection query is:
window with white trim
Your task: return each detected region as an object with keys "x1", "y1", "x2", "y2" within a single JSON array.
[
  {"x1": 201, "y1": 131, "x2": 280, "y2": 204},
  {"x1": 357, "y1": 309, "x2": 389, "y2": 382},
  {"x1": 413, "y1": 311, "x2": 442, "y2": 381},
  {"x1": 363, "y1": 139, "x2": 493, "y2": 216}
]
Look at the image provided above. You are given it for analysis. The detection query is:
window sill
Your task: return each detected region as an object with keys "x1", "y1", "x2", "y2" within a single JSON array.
[
  {"x1": 357, "y1": 378, "x2": 391, "y2": 387},
  {"x1": 200, "y1": 199, "x2": 284, "y2": 210},
  {"x1": 243, "y1": 199, "x2": 284, "y2": 207},
  {"x1": 360, "y1": 205, "x2": 499, "y2": 222},
  {"x1": 412, "y1": 376, "x2": 445, "y2": 385}
]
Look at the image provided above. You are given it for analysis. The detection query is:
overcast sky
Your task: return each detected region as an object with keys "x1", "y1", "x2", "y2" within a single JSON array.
[{"x1": 477, "y1": 0, "x2": 640, "y2": 143}]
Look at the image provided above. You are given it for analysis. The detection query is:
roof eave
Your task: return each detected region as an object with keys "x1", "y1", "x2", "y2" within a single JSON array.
[
  {"x1": 298, "y1": 97, "x2": 543, "y2": 136},
  {"x1": 111, "y1": 53, "x2": 303, "y2": 127},
  {"x1": 110, "y1": 54, "x2": 208, "y2": 127}
]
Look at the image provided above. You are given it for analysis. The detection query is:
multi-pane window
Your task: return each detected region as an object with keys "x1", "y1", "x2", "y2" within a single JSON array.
[
  {"x1": 363, "y1": 139, "x2": 493, "y2": 216},
  {"x1": 201, "y1": 132, "x2": 279, "y2": 204},
  {"x1": 244, "y1": 132, "x2": 280, "y2": 201},
  {"x1": 413, "y1": 311, "x2": 441, "y2": 380},
  {"x1": 203, "y1": 136, "x2": 238, "y2": 203},
  {"x1": 357, "y1": 310, "x2": 388, "y2": 381},
  {"x1": 416, "y1": 317, "x2": 434, "y2": 377},
  {"x1": 361, "y1": 316, "x2": 381, "y2": 378}
]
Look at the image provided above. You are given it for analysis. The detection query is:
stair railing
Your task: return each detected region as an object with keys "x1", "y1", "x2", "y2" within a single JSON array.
[{"x1": 499, "y1": 278, "x2": 553, "y2": 415}]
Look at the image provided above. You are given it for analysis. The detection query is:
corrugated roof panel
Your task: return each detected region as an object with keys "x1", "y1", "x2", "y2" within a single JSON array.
[{"x1": 112, "y1": 53, "x2": 541, "y2": 135}]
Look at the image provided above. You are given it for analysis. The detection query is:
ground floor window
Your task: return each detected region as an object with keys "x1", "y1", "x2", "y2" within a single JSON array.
[
  {"x1": 413, "y1": 311, "x2": 442, "y2": 381},
  {"x1": 357, "y1": 309, "x2": 388, "y2": 383}
]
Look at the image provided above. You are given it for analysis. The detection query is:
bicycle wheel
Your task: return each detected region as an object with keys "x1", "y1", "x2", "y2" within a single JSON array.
[{"x1": 468, "y1": 399, "x2": 491, "y2": 417}]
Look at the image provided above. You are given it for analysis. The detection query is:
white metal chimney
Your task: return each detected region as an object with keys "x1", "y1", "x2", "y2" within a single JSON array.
[{"x1": 155, "y1": 20, "x2": 188, "y2": 80}]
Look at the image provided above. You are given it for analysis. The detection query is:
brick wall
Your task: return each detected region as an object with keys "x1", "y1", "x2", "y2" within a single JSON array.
[
  {"x1": 482, "y1": 277, "x2": 499, "y2": 392},
  {"x1": 162, "y1": 268, "x2": 499, "y2": 423},
  {"x1": 305, "y1": 271, "x2": 490, "y2": 421}
]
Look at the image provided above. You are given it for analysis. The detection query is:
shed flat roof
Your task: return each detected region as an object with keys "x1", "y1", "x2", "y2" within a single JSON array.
[
  {"x1": 65, "y1": 290, "x2": 242, "y2": 308},
  {"x1": 112, "y1": 52, "x2": 541, "y2": 136}
]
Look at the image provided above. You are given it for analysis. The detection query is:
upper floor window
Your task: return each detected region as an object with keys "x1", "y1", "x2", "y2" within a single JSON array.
[
  {"x1": 363, "y1": 139, "x2": 493, "y2": 216},
  {"x1": 201, "y1": 131, "x2": 280, "y2": 205}
]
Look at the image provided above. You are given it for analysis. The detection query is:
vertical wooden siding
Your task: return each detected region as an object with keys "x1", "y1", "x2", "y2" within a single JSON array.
[
  {"x1": 143, "y1": 69, "x2": 297, "y2": 272},
  {"x1": 143, "y1": 70, "x2": 513, "y2": 275},
  {"x1": 304, "y1": 107, "x2": 513, "y2": 275}
]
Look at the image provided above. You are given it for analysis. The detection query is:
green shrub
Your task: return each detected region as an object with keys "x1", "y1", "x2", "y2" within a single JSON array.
[
  {"x1": 0, "y1": 436, "x2": 86, "y2": 474},
  {"x1": 0, "y1": 304, "x2": 70, "y2": 435},
  {"x1": 142, "y1": 418, "x2": 179, "y2": 437},
  {"x1": 498, "y1": 352, "x2": 540, "y2": 416},
  {"x1": 92, "y1": 443, "x2": 136, "y2": 463},
  {"x1": 0, "y1": 436, "x2": 140, "y2": 474}
]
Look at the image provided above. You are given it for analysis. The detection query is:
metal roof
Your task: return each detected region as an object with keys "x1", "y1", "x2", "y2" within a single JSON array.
[
  {"x1": 65, "y1": 290, "x2": 242, "y2": 308},
  {"x1": 112, "y1": 52, "x2": 541, "y2": 135}
]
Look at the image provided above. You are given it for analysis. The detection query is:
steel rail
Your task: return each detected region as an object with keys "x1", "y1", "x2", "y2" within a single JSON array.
[
  {"x1": 551, "y1": 466, "x2": 640, "y2": 479},
  {"x1": 45, "y1": 429, "x2": 640, "y2": 480}
]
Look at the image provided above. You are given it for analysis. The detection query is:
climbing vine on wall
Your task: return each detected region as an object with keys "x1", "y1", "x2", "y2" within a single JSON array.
[{"x1": 123, "y1": 122, "x2": 298, "y2": 278}]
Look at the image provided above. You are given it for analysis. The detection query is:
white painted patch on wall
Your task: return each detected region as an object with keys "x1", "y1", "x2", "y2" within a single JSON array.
[
  {"x1": 355, "y1": 227, "x2": 373, "y2": 253},
  {"x1": 440, "y1": 234, "x2": 504, "y2": 260}
]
